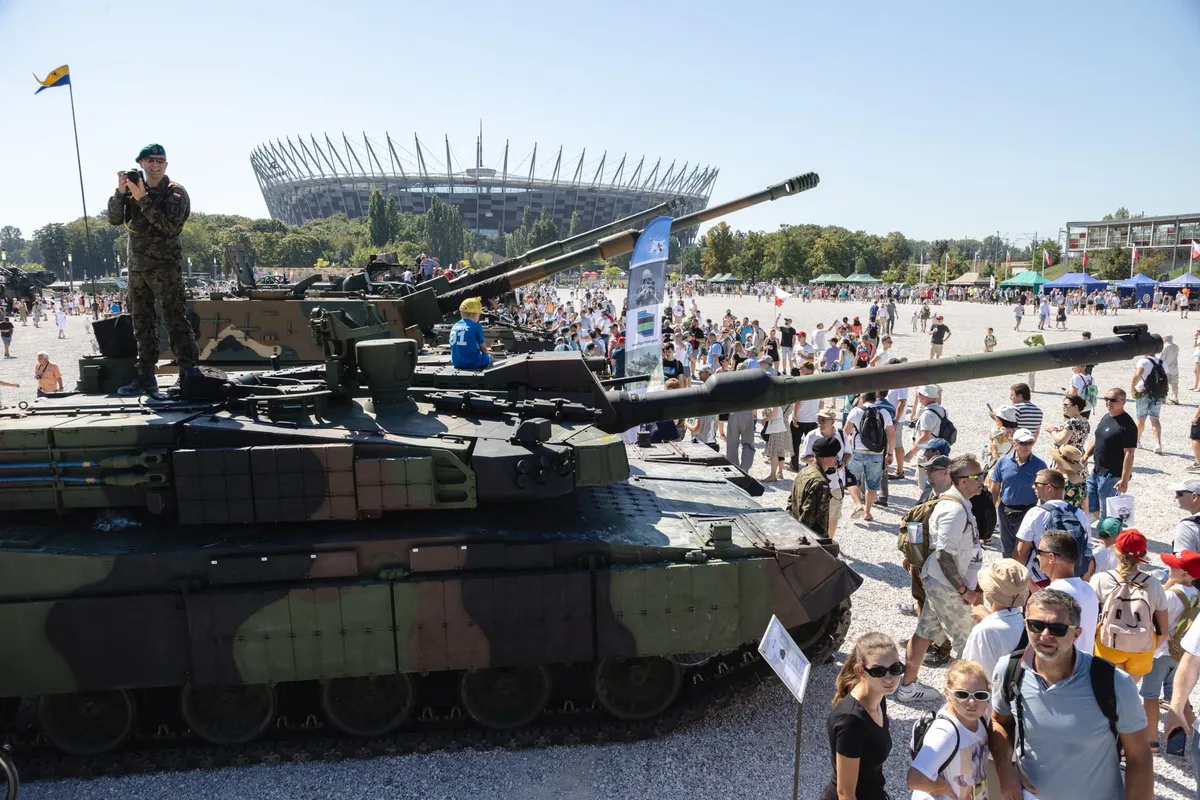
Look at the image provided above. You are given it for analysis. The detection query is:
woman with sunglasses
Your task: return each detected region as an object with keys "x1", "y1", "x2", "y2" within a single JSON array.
[
  {"x1": 823, "y1": 632, "x2": 901, "y2": 800},
  {"x1": 907, "y1": 660, "x2": 991, "y2": 800}
]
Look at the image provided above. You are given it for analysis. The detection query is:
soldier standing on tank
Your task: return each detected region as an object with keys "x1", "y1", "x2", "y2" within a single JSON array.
[{"x1": 106, "y1": 143, "x2": 200, "y2": 396}]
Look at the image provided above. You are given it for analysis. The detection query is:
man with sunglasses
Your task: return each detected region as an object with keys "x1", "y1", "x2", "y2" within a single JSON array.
[
  {"x1": 988, "y1": 428, "x2": 1047, "y2": 559},
  {"x1": 1170, "y1": 479, "x2": 1200, "y2": 555},
  {"x1": 896, "y1": 457, "x2": 984, "y2": 703},
  {"x1": 1082, "y1": 388, "x2": 1138, "y2": 521},
  {"x1": 991, "y1": 589, "x2": 1151, "y2": 800},
  {"x1": 1014, "y1": 469, "x2": 1094, "y2": 585},
  {"x1": 107, "y1": 143, "x2": 199, "y2": 397}
]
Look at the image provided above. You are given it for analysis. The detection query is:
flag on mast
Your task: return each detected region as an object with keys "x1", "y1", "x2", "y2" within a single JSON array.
[
  {"x1": 1082, "y1": 250, "x2": 1089, "y2": 272},
  {"x1": 1043, "y1": 248, "x2": 1052, "y2": 267},
  {"x1": 774, "y1": 287, "x2": 791, "y2": 308},
  {"x1": 33, "y1": 65, "x2": 70, "y2": 94},
  {"x1": 1191, "y1": 240, "x2": 1199, "y2": 273},
  {"x1": 1132, "y1": 245, "x2": 1139, "y2": 263}
]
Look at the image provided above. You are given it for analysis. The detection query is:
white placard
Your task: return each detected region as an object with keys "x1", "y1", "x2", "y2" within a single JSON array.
[{"x1": 758, "y1": 614, "x2": 812, "y2": 705}]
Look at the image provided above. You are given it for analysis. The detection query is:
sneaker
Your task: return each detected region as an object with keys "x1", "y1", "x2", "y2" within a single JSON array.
[
  {"x1": 1166, "y1": 726, "x2": 1187, "y2": 756},
  {"x1": 117, "y1": 374, "x2": 158, "y2": 397},
  {"x1": 1153, "y1": 443, "x2": 1163, "y2": 455},
  {"x1": 924, "y1": 648, "x2": 952, "y2": 667},
  {"x1": 894, "y1": 680, "x2": 935, "y2": 703},
  {"x1": 1188, "y1": 463, "x2": 1200, "y2": 472}
]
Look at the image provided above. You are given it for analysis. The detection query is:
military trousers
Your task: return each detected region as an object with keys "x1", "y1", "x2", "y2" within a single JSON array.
[{"x1": 128, "y1": 265, "x2": 199, "y2": 373}]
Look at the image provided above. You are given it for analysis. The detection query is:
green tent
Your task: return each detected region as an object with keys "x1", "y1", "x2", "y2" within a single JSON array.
[
  {"x1": 997, "y1": 271, "x2": 1047, "y2": 289},
  {"x1": 811, "y1": 273, "x2": 846, "y2": 284},
  {"x1": 843, "y1": 273, "x2": 882, "y2": 283}
]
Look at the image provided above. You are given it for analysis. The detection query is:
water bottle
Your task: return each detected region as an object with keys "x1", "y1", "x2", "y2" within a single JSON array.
[{"x1": 907, "y1": 521, "x2": 923, "y2": 546}]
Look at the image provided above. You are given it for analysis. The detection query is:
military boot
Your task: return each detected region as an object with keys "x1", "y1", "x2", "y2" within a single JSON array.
[{"x1": 117, "y1": 373, "x2": 158, "y2": 397}]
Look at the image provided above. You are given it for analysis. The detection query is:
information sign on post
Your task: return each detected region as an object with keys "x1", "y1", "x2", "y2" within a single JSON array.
[{"x1": 758, "y1": 615, "x2": 813, "y2": 800}]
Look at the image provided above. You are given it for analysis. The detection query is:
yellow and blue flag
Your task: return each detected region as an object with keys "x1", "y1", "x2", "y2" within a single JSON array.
[{"x1": 33, "y1": 65, "x2": 70, "y2": 94}]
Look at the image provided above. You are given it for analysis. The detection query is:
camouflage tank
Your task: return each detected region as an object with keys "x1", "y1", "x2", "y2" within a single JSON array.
[
  {"x1": 0, "y1": 309, "x2": 1161, "y2": 773},
  {"x1": 160, "y1": 192, "x2": 690, "y2": 370}
]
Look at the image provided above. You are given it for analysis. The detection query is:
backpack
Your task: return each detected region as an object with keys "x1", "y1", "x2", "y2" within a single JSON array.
[
  {"x1": 1168, "y1": 586, "x2": 1200, "y2": 663},
  {"x1": 857, "y1": 406, "x2": 887, "y2": 453},
  {"x1": 929, "y1": 406, "x2": 958, "y2": 446},
  {"x1": 1037, "y1": 502, "x2": 1092, "y2": 579},
  {"x1": 896, "y1": 497, "x2": 942, "y2": 569},
  {"x1": 909, "y1": 711, "x2": 960, "y2": 777},
  {"x1": 1080, "y1": 375, "x2": 1098, "y2": 410},
  {"x1": 1098, "y1": 571, "x2": 1156, "y2": 653},
  {"x1": 1002, "y1": 651, "x2": 1119, "y2": 757},
  {"x1": 1142, "y1": 356, "x2": 1169, "y2": 398}
]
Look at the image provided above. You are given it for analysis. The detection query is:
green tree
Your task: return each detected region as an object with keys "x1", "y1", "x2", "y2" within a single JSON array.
[
  {"x1": 878, "y1": 231, "x2": 911, "y2": 272},
  {"x1": 1034, "y1": 238, "x2": 1061, "y2": 269},
  {"x1": 278, "y1": 232, "x2": 324, "y2": 266},
  {"x1": 384, "y1": 195, "x2": 400, "y2": 244},
  {"x1": 33, "y1": 223, "x2": 69, "y2": 276},
  {"x1": 601, "y1": 265, "x2": 621, "y2": 283},
  {"x1": 568, "y1": 211, "x2": 583, "y2": 238},
  {"x1": 0, "y1": 226, "x2": 25, "y2": 262},
  {"x1": 679, "y1": 244, "x2": 701, "y2": 275},
  {"x1": 425, "y1": 197, "x2": 467, "y2": 265},
  {"x1": 1091, "y1": 245, "x2": 1130, "y2": 281},
  {"x1": 732, "y1": 230, "x2": 768, "y2": 281},
  {"x1": 699, "y1": 222, "x2": 736, "y2": 276},
  {"x1": 529, "y1": 214, "x2": 560, "y2": 249},
  {"x1": 367, "y1": 189, "x2": 390, "y2": 247}
]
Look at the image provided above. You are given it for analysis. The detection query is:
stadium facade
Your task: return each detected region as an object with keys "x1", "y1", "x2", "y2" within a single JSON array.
[
  {"x1": 250, "y1": 131, "x2": 717, "y2": 244},
  {"x1": 1064, "y1": 212, "x2": 1200, "y2": 272}
]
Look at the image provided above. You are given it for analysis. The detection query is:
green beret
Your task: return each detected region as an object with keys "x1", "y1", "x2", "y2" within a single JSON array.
[{"x1": 137, "y1": 143, "x2": 166, "y2": 161}]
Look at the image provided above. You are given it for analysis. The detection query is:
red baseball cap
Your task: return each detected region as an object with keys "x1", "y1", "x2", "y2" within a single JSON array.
[
  {"x1": 617, "y1": 336, "x2": 626, "y2": 344},
  {"x1": 1116, "y1": 529, "x2": 1149, "y2": 562},
  {"x1": 1163, "y1": 550, "x2": 1200, "y2": 579}
]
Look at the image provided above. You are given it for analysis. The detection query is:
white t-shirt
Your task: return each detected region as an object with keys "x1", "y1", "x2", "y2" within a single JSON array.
[
  {"x1": 962, "y1": 606, "x2": 1025, "y2": 678},
  {"x1": 1134, "y1": 356, "x2": 1163, "y2": 394},
  {"x1": 845, "y1": 404, "x2": 893, "y2": 453},
  {"x1": 813, "y1": 328, "x2": 828, "y2": 351},
  {"x1": 1048, "y1": 576, "x2": 1100, "y2": 655},
  {"x1": 794, "y1": 398, "x2": 819, "y2": 424},
  {"x1": 1180, "y1": 617, "x2": 1200, "y2": 732},
  {"x1": 1158, "y1": 584, "x2": 1199, "y2": 657},
  {"x1": 801, "y1": 427, "x2": 849, "y2": 483},
  {"x1": 55, "y1": 310, "x2": 67, "y2": 328},
  {"x1": 1092, "y1": 542, "x2": 1118, "y2": 574},
  {"x1": 909, "y1": 711, "x2": 989, "y2": 800},
  {"x1": 1015, "y1": 501, "x2": 1092, "y2": 583},
  {"x1": 887, "y1": 387, "x2": 912, "y2": 422},
  {"x1": 1070, "y1": 372, "x2": 1095, "y2": 400},
  {"x1": 916, "y1": 403, "x2": 946, "y2": 437}
]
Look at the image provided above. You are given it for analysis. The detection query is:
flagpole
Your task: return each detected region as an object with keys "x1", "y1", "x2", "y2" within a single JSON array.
[{"x1": 66, "y1": 80, "x2": 98, "y2": 319}]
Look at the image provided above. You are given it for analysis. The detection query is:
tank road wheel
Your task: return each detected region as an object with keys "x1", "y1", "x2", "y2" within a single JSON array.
[
  {"x1": 594, "y1": 657, "x2": 682, "y2": 721},
  {"x1": 459, "y1": 665, "x2": 551, "y2": 729},
  {"x1": 37, "y1": 689, "x2": 136, "y2": 756},
  {"x1": 321, "y1": 675, "x2": 416, "y2": 737},
  {"x1": 181, "y1": 683, "x2": 277, "y2": 746},
  {"x1": 787, "y1": 599, "x2": 852, "y2": 665}
]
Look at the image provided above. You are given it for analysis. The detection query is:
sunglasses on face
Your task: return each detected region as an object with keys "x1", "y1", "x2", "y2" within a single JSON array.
[
  {"x1": 1026, "y1": 619, "x2": 1073, "y2": 637},
  {"x1": 863, "y1": 662, "x2": 905, "y2": 678},
  {"x1": 954, "y1": 473, "x2": 983, "y2": 481},
  {"x1": 950, "y1": 689, "x2": 991, "y2": 702},
  {"x1": 1103, "y1": 397, "x2": 1123, "y2": 403},
  {"x1": 1177, "y1": 491, "x2": 1196, "y2": 498}
]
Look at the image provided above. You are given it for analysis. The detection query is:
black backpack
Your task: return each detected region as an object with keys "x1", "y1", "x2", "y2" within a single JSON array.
[
  {"x1": 857, "y1": 406, "x2": 887, "y2": 453},
  {"x1": 1142, "y1": 357, "x2": 1169, "y2": 398},
  {"x1": 909, "y1": 711, "x2": 960, "y2": 777},
  {"x1": 1002, "y1": 651, "x2": 1119, "y2": 757},
  {"x1": 930, "y1": 406, "x2": 958, "y2": 445}
]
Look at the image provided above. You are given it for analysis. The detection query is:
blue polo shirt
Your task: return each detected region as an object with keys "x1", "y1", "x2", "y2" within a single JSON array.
[
  {"x1": 991, "y1": 650, "x2": 1146, "y2": 800},
  {"x1": 989, "y1": 451, "x2": 1046, "y2": 507}
]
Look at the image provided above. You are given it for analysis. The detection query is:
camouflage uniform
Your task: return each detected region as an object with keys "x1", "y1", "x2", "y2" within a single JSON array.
[
  {"x1": 106, "y1": 176, "x2": 198, "y2": 374},
  {"x1": 787, "y1": 463, "x2": 831, "y2": 535}
]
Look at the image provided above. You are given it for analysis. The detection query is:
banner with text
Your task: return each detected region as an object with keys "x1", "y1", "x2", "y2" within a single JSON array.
[{"x1": 622, "y1": 216, "x2": 672, "y2": 397}]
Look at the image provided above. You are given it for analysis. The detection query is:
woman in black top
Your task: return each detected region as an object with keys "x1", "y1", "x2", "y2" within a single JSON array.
[{"x1": 822, "y1": 632, "x2": 901, "y2": 800}]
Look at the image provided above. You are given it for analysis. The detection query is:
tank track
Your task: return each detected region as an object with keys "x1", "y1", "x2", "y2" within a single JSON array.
[{"x1": 10, "y1": 603, "x2": 850, "y2": 783}]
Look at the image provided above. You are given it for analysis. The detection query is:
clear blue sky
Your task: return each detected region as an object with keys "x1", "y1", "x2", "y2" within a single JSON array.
[{"x1": 2, "y1": 0, "x2": 1198, "y2": 250}]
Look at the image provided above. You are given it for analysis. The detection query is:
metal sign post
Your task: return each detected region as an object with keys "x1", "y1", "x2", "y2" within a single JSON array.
[{"x1": 758, "y1": 615, "x2": 813, "y2": 800}]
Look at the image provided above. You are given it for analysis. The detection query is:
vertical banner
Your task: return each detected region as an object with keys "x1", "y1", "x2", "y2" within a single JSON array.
[{"x1": 622, "y1": 216, "x2": 673, "y2": 396}]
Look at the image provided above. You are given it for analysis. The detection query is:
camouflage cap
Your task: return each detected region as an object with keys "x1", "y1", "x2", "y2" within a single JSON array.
[{"x1": 137, "y1": 143, "x2": 166, "y2": 161}]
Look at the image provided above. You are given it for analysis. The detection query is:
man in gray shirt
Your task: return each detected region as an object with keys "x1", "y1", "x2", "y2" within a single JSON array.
[
  {"x1": 989, "y1": 588, "x2": 1151, "y2": 800},
  {"x1": 1171, "y1": 478, "x2": 1200, "y2": 555}
]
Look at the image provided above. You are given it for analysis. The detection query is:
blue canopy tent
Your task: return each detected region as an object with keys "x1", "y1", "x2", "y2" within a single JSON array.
[
  {"x1": 1162, "y1": 272, "x2": 1200, "y2": 289},
  {"x1": 1042, "y1": 272, "x2": 1110, "y2": 294},
  {"x1": 1115, "y1": 273, "x2": 1159, "y2": 308}
]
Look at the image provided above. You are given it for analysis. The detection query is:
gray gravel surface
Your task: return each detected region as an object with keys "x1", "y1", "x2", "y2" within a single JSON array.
[{"x1": 7, "y1": 297, "x2": 1200, "y2": 799}]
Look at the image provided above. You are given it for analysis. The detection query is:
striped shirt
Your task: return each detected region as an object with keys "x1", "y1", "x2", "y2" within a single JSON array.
[{"x1": 1015, "y1": 401, "x2": 1044, "y2": 432}]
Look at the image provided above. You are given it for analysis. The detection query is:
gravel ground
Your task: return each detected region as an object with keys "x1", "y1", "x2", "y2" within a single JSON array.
[{"x1": 6, "y1": 296, "x2": 1200, "y2": 800}]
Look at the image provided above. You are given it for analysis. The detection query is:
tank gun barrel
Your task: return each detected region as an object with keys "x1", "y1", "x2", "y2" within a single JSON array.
[
  {"x1": 436, "y1": 172, "x2": 820, "y2": 314},
  {"x1": 597, "y1": 325, "x2": 1161, "y2": 434},
  {"x1": 442, "y1": 199, "x2": 683, "y2": 291}
]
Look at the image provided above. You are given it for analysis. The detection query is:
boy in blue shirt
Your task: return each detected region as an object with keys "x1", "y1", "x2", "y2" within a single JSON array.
[{"x1": 450, "y1": 297, "x2": 492, "y2": 370}]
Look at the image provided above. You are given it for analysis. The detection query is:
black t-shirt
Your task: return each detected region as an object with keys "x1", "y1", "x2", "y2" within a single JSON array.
[
  {"x1": 0, "y1": 320, "x2": 13, "y2": 336},
  {"x1": 780, "y1": 326, "x2": 796, "y2": 347},
  {"x1": 930, "y1": 323, "x2": 950, "y2": 345},
  {"x1": 662, "y1": 358, "x2": 685, "y2": 381},
  {"x1": 822, "y1": 694, "x2": 891, "y2": 800},
  {"x1": 1092, "y1": 411, "x2": 1138, "y2": 474}
]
